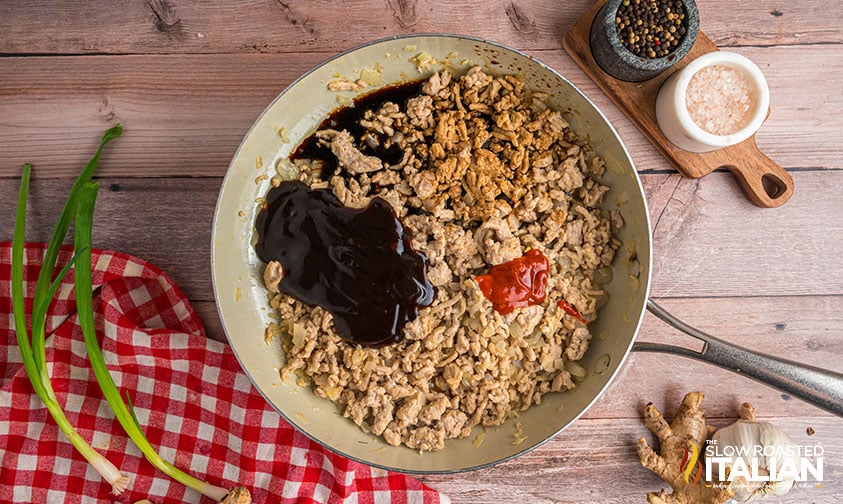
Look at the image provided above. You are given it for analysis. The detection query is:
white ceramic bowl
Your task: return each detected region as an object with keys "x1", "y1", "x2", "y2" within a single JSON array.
[{"x1": 655, "y1": 51, "x2": 770, "y2": 152}]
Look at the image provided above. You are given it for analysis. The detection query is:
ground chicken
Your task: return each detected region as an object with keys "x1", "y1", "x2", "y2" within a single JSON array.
[{"x1": 265, "y1": 67, "x2": 622, "y2": 452}]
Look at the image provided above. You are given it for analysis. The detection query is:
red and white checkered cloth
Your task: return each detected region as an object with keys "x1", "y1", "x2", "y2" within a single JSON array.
[{"x1": 0, "y1": 243, "x2": 446, "y2": 503}]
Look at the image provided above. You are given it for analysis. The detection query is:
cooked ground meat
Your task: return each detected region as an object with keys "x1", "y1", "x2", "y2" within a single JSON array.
[{"x1": 264, "y1": 67, "x2": 621, "y2": 451}]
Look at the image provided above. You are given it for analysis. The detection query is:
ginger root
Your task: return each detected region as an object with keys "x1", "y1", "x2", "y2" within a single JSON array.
[
  {"x1": 134, "y1": 486, "x2": 252, "y2": 504},
  {"x1": 636, "y1": 391, "x2": 733, "y2": 504},
  {"x1": 220, "y1": 486, "x2": 252, "y2": 504}
]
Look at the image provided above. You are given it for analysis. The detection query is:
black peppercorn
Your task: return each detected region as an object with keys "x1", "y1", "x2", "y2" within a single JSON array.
[{"x1": 615, "y1": 0, "x2": 688, "y2": 59}]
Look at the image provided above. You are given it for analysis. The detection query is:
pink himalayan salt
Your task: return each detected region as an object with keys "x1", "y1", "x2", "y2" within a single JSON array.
[{"x1": 685, "y1": 64, "x2": 756, "y2": 136}]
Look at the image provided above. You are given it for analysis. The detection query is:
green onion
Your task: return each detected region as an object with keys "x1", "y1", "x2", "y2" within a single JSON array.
[
  {"x1": 13, "y1": 124, "x2": 249, "y2": 503},
  {"x1": 74, "y1": 183, "x2": 238, "y2": 502},
  {"x1": 12, "y1": 162, "x2": 130, "y2": 495},
  {"x1": 30, "y1": 125, "x2": 123, "y2": 383}
]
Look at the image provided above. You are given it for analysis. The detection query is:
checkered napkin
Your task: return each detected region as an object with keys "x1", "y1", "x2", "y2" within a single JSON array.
[{"x1": 0, "y1": 243, "x2": 446, "y2": 504}]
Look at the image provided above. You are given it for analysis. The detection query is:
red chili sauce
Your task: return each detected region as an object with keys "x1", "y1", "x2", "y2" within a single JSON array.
[{"x1": 475, "y1": 249, "x2": 549, "y2": 315}]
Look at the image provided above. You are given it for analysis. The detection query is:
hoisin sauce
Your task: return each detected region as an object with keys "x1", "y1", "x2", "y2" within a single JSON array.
[{"x1": 255, "y1": 181, "x2": 435, "y2": 347}]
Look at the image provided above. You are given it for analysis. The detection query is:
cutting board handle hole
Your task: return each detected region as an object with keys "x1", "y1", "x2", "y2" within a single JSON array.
[{"x1": 762, "y1": 173, "x2": 787, "y2": 199}]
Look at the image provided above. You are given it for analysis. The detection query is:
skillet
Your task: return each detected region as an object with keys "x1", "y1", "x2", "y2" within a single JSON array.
[{"x1": 211, "y1": 34, "x2": 843, "y2": 473}]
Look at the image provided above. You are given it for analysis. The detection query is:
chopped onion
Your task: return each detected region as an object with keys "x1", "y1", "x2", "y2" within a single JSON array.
[
  {"x1": 593, "y1": 266, "x2": 613, "y2": 284},
  {"x1": 564, "y1": 360, "x2": 588, "y2": 379}
]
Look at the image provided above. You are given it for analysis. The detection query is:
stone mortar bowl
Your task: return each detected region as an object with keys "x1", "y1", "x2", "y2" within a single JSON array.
[{"x1": 590, "y1": 0, "x2": 700, "y2": 82}]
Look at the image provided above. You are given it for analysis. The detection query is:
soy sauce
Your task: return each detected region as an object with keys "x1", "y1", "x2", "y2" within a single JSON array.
[
  {"x1": 291, "y1": 80, "x2": 423, "y2": 178},
  {"x1": 255, "y1": 181, "x2": 435, "y2": 347}
]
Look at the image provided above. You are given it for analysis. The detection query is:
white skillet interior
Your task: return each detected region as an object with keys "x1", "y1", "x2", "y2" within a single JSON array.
[{"x1": 212, "y1": 34, "x2": 652, "y2": 473}]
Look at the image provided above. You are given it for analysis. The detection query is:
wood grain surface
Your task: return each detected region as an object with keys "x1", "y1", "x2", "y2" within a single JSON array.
[
  {"x1": 1, "y1": 1, "x2": 840, "y2": 502},
  {"x1": 0, "y1": 46, "x2": 841, "y2": 178}
]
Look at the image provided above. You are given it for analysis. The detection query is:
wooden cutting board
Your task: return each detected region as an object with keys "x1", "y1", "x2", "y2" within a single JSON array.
[{"x1": 563, "y1": 0, "x2": 794, "y2": 208}]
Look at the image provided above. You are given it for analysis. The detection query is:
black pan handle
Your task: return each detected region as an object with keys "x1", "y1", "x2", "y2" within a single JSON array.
[{"x1": 633, "y1": 299, "x2": 843, "y2": 417}]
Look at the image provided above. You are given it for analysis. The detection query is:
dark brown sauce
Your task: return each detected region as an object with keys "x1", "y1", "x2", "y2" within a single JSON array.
[
  {"x1": 291, "y1": 80, "x2": 424, "y2": 178},
  {"x1": 255, "y1": 180, "x2": 435, "y2": 347}
]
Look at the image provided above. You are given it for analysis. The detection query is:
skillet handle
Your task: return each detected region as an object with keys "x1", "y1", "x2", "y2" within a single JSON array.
[{"x1": 632, "y1": 299, "x2": 843, "y2": 417}]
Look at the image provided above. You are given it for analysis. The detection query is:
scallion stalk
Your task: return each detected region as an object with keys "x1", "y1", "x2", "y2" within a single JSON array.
[
  {"x1": 74, "y1": 183, "x2": 233, "y2": 502},
  {"x1": 12, "y1": 163, "x2": 130, "y2": 495},
  {"x1": 74, "y1": 180, "x2": 250, "y2": 503},
  {"x1": 30, "y1": 124, "x2": 123, "y2": 398},
  {"x1": 13, "y1": 124, "x2": 249, "y2": 503}
]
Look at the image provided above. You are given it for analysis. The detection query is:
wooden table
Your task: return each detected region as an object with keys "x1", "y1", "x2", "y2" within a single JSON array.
[{"x1": 1, "y1": 1, "x2": 840, "y2": 502}]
